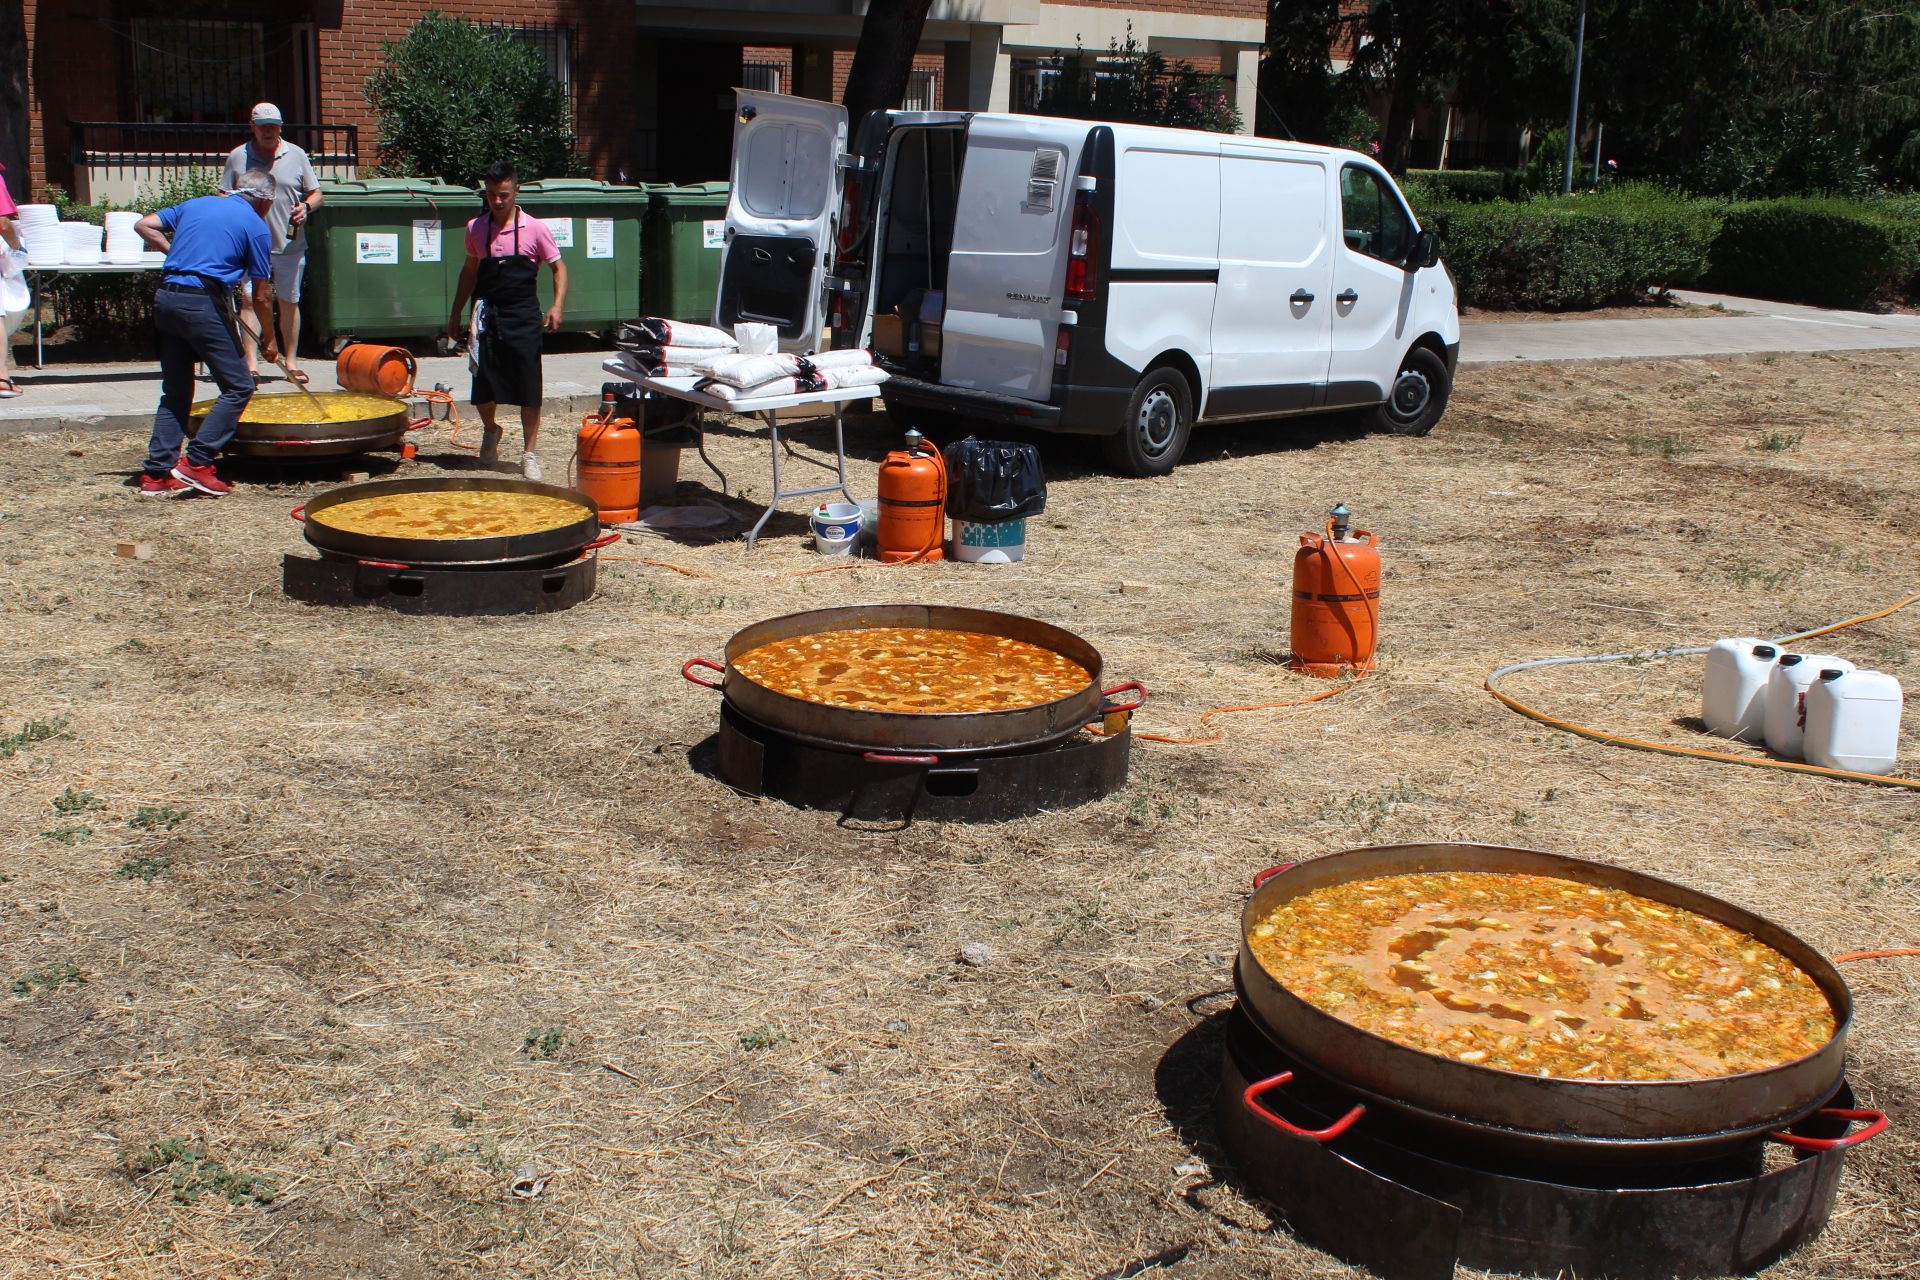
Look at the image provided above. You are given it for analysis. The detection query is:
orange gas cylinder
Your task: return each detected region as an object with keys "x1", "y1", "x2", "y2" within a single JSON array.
[
  {"x1": 1290, "y1": 503, "x2": 1381, "y2": 676},
  {"x1": 335, "y1": 343, "x2": 417, "y2": 396},
  {"x1": 576, "y1": 412, "x2": 642, "y2": 523},
  {"x1": 877, "y1": 429, "x2": 946, "y2": 563}
]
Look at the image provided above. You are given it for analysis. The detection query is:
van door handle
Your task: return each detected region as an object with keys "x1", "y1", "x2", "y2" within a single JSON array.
[
  {"x1": 1290, "y1": 289, "x2": 1314, "y2": 304},
  {"x1": 1337, "y1": 289, "x2": 1359, "y2": 304}
]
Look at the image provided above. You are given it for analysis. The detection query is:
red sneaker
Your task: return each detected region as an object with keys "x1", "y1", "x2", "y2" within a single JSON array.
[
  {"x1": 170, "y1": 459, "x2": 231, "y2": 496},
  {"x1": 139, "y1": 473, "x2": 189, "y2": 496}
]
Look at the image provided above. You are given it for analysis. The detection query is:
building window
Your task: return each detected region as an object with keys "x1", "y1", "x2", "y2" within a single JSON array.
[
  {"x1": 743, "y1": 63, "x2": 784, "y2": 95},
  {"x1": 902, "y1": 69, "x2": 938, "y2": 112},
  {"x1": 500, "y1": 24, "x2": 576, "y2": 103},
  {"x1": 1012, "y1": 59, "x2": 1061, "y2": 113},
  {"x1": 131, "y1": 19, "x2": 267, "y2": 123}
]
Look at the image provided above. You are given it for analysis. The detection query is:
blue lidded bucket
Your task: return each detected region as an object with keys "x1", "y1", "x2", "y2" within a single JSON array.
[{"x1": 810, "y1": 502, "x2": 862, "y2": 555}]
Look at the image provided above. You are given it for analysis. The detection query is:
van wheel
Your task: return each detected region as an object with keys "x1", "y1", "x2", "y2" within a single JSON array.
[
  {"x1": 1103, "y1": 367, "x2": 1192, "y2": 477},
  {"x1": 1375, "y1": 346, "x2": 1450, "y2": 436}
]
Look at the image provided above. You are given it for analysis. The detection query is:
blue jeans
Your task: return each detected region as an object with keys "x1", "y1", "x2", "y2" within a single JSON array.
[{"x1": 144, "y1": 287, "x2": 256, "y2": 476}]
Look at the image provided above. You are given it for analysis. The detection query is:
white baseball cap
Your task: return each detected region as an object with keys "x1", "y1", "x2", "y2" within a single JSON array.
[{"x1": 250, "y1": 102, "x2": 284, "y2": 126}]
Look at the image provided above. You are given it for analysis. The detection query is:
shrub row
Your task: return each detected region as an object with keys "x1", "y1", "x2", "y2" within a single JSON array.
[
  {"x1": 1401, "y1": 168, "x2": 1514, "y2": 205},
  {"x1": 1418, "y1": 186, "x2": 1920, "y2": 311}
]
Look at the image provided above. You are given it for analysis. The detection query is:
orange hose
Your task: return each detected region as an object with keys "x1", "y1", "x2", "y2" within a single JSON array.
[{"x1": 1832, "y1": 949, "x2": 1920, "y2": 963}]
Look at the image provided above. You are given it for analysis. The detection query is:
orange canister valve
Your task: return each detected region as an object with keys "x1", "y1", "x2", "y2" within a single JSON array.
[
  {"x1": 1289, "y1": 502, "x2": 1381, "y2": 676},
  {"x1": 877, "y1": 428, "x2": 947, "y2": 563}
]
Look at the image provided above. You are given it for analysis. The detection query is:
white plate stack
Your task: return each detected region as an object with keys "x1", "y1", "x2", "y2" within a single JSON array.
[
  {"x1": 105, "y1": 210, "x2": 144, "y2": 264},
  {"x1": 17, "y1": 204, "x2": 63, "y2": 265},
  {"x1": 61, "y1": 221, "x2": 104, "y2": 265}
]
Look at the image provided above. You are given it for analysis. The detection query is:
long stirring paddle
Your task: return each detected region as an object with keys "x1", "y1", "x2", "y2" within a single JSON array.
[{"x1": 229, "y1": 290, "x2": 330, "y2": 420}]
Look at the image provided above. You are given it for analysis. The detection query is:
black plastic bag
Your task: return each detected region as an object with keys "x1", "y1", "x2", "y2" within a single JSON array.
[{"x1": 943, "y1": 437, "x2": 1047, "y2": 521}]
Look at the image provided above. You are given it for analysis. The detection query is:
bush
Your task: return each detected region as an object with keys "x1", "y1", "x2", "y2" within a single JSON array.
[
  {"x1": 1691, "y1": 119, "x2": 1877, "y2": 200},
  {"x1": 1432, "y1": 184, "x2": 1721, "y2": 310},
  {"x1": 1402, "y1": 169, "x2": 1513, "y2": 204},
  {"x1": 1707, "y1": 198, "x2": 1920, "y2": 309},
  {"x1": 364, "y1": 11, "x2": 582, "y2": 186},
  {"x1": 1520, "y1": 128, "x2": 1578, "y2": 196}
]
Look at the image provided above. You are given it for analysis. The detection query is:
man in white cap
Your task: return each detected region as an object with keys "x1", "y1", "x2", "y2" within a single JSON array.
[{"x1": 220, "y1": 103, "x2": 322, "y2": 382}]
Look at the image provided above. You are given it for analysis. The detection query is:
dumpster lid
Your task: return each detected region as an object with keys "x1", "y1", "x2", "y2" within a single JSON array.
[
  {"x1": 518, "y1": 178, "x2": 647, "y2": 197},
  {"x1": 319, "y1": 178, "x2": 475, "y2": 202}
]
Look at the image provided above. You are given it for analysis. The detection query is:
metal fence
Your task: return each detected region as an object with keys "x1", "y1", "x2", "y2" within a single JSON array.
[{"x1": 68, "y1": 122, "x2": 359, "y2": 205}]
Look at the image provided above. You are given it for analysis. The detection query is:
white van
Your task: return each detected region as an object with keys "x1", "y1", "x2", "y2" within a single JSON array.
[{"x1": 715, "y1": 90, "x2": 1460, "y2": 476}]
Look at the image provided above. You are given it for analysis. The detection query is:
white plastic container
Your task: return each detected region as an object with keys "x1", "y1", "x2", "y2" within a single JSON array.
[
  {"x1": 810, "y1": 501, "x2": 861, "y2": 556},
  {"x1": 951, "y1": 517, "x2": 1027, "y2": 564},
  {"x1": 1763, "y1": 653, "x2": 1855, "y2": 759},
  {"x1": 1700, "y1": 637, "x2": 1780, "y2": 741},
  {"x1": 1803, "y1": 668, "x2": 1903, "y2": 775}
]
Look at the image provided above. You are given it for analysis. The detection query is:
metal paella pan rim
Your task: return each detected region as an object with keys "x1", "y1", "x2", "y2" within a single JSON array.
[
  {"x1": 1237, "y1": 841, "x2": 1852, "y2": 1153},
  {"x1": 707, "y1": 604, "x2": 1115, "y2": 754},
  {"x1": 299, "y1": 475, "x2": 601, "y2": 569}
]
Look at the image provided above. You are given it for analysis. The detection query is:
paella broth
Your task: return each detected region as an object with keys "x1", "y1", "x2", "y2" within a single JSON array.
[
  {"x1": 1248, "y1": 871, "x2": 1835, "y2": 1080},
  {"x1": 732, "y1": 627, "x2": 1092, "y2": 713},
  {"x1": 193, "y1": 391, "x2": 403, "y2": 424},
  {"x1": 311, "y1": 490, "x2": 587, "y2": 540}
]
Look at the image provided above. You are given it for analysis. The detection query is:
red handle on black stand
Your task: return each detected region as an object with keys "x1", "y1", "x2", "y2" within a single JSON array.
[
  {"x1": 1243, "y1": 1071, "x2": 1366, "y2": 1142},
  {"x1": 1771, "y1": 1108, "x2": 1889, "y2": 1152}
]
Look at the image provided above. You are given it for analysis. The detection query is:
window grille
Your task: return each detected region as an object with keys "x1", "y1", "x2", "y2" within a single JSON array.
[
  {"x1": 903, "y1": 69, "x2": 939, "y2": 112},
  {"x1": 130, "y1": 19, "x2": 268, "y2": 123},
  {"x1": 743, "y1": 63, "x2": 784, "y2": 95}
]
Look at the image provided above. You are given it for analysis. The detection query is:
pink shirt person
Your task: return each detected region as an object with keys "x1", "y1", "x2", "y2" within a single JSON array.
[{"x1": 465, "y1": 209, "x2": 562, "y2": 264}]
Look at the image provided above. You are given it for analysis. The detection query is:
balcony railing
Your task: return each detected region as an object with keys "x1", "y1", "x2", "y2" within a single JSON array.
[{"x1": 68, "y1": 122, "x2": 359, "y2": 205}]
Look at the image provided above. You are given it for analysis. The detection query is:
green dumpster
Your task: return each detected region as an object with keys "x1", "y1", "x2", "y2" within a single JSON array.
[
  {"x1": 643, "y1": 182, "x2": 730, "y2": 323},
  {"x1": 305, "y1": 178, "x2": 474, "y2": 351},
  {"x1": 514, "y1": 178, "x2": 650, "y2": 334}
]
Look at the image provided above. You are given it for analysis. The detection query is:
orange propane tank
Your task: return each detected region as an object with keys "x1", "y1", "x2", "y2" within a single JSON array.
[
  {"x1": 335, "y1": 344, "x2": 417, "y2": 396},
  {"x1": 877, "y1": 429, "x2": 946, "y2": 563},
  {"x1": 576, "y1": 412, "x2": 642, "y2": 523},
  {"x1": 1290, "y1": 503, "x2": 1381, "y2": 676}
]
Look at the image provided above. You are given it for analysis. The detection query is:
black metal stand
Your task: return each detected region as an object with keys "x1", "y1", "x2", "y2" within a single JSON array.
[
  {"x1": 1214, "y1": 1007, "x2": 1852, "y2": 1280},
  {"x1": 281, "y1": 554, "x2": 596, "y2": 616},
  {"x1": 715, "y1": 703, "x2": 1130, "y2": 823}
]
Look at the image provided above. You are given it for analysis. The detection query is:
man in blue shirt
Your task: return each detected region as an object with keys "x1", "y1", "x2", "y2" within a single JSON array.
[{"x1": 132, "y1": 169, "x2": 277, "y2": 496}]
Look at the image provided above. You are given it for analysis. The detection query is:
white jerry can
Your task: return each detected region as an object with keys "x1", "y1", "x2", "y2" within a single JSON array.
[
  {"x1": 1700, "y1": 638, "x2": 1779, "y2": 741},
  {"x1": 1803, "y1": 668, "x2": 1904, "y2": 775},
  {"x1": 1763, "y1": 653, "x2": 1855, "y2": 759}
]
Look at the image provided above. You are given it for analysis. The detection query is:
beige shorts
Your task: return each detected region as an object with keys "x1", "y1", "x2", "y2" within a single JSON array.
[{"x1": 271, "y1": 242, "x2": 307, "y2": 304}]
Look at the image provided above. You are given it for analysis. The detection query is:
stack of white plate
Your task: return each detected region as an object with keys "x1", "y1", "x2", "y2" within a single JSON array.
[
  {"x1": 105, "y1": 210, "x2": 144, "y2": 263},
  {"x1": 17, "y1": 205, "x2": 62, "y2": 265},
  {"x1": 61, "y1": 222, "x2": 104, "y2": 265}
]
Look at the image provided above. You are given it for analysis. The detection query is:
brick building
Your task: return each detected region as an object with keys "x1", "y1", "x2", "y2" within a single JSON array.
[{"x1": 17, "y1": 1, "x2": 1264, "y2": 203}]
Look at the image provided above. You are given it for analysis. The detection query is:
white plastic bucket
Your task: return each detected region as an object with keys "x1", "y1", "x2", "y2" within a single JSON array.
[
  {"x1": 810, "y1": 502, "x2": 861, "y2": 555},
  {"x1": 1701, "y1": 637, "x2": 1779, "y2": 741},
  {"x1": 1804, "y1": 668, "x2": 1903, "y2": 775},
  {"x1": 1763, "y1": 653, "x2": 1854, "y2": 759},
  {"x1": 951, "y1": 517, "x2": 1026, "y2": 564}
]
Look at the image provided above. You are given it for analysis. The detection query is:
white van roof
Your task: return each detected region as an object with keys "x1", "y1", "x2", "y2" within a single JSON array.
[{"x1": 958, "y1": 112, "x2": 1371, "y2": 167}]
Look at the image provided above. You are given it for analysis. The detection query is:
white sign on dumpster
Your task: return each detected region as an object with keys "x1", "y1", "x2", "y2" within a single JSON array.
[
  {"x1": 543, "y1": 217, "x2": 575, "y2": 248},
  {"x1": 356, "y1": 232, "x2": 399, "y2": 265},
  {"x1": 702, "y1": 220, "x2": 725, "y2": 249},
  {"x1": 586, "y1": 218, "x2": 614, "y2": 259},
  {"x1": 411, "y1": 219, "x2": 441, "y2": 262}
]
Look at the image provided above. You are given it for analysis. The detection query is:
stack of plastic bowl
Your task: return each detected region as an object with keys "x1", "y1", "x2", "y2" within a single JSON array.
[
  {"x1": 104, "y1": 211, "x2": 144, "y2": 264},
  {"x1": 17, "y1": 205, "x2": 63, "y2": 265},
  {"x1": 60, "y1": 221, "x2": 104, "y2": 265}
]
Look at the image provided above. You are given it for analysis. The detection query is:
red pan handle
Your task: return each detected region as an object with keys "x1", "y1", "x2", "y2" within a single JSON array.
[
  {"x1": 406, "y1": 416, "x2": 433, "y2": 432},
  {"x1": 1252, "y1": 863, "x2": 1296, "y2": 890},
  {"x1": 1771, "y1": 1108, "x2": 1889, "y2": 1152},
  {"x1": 863, "y1": 752, "x2": 940, "y2": 765},
  {"x1": 583, "y1": 532, "x2": 622, "y2": 551},
  {"x1": 1099, "y1": 681, "x2": 1148, "y2": 713},
  {"x1": 289, "y1": 504, "x2": 306, "y2": 522},
  {"x1": 1242, "y1": 1071, "x2": 1366, "y2": 1143},
  {"x1": 356, "y1": 558, "x2": 410, "y2": 570},
  {"x1": 271, "y1": 439, "x2": 316, "y2": 447},
  {"x1": 681, "y1": 658, "x2": 725, "y2": 689}
]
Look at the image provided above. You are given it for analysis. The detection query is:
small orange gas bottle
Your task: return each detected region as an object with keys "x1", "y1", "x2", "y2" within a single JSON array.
[
  {"x1": 1290, "y1": 503, "x2": 1381, "y2": 675},
  {"x1": 576, "y1": 390, "x2": 641, "y2": 523},
  {"x1": 877, "y1": 428, "x2": 946, "y2": 563}
]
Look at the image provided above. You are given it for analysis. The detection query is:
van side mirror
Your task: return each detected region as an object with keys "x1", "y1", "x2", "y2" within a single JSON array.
[{"x1": 1406, "y1": 229, "x2": 1439, "y2": 271}]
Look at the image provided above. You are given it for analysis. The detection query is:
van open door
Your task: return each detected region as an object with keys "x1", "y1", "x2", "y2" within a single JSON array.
[{"x1": 715, "y1": 90, "x2": 847, "y2": 352}]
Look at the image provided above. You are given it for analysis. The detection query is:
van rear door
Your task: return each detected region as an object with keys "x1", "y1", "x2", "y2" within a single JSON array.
[
  {"x1": 715, "y1": 89, "x2": 847, "y2": 352},
  {"x1": 940, "y1": 118, "x2": 1083, "y2": 401}
]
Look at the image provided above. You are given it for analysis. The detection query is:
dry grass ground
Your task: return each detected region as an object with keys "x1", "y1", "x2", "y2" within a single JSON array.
[{"x1": 2, "y1": 351, "x2": 1916, "y2": 1280}]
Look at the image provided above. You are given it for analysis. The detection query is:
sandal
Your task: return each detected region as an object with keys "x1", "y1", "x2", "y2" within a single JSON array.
[
  {"x1": 285, "y1": 367, "x2": 310, "y2": 386},
  {"x1": 0, "y1": 380, "x2": 21, "y2": 399}
]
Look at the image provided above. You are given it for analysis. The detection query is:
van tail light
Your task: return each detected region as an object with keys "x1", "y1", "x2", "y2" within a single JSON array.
[
  {"x1": 1054, "y1": 326, "x2": 1072, "y2": 368},
  {"x1": 830, "y1": 292, "x2": 850, "y2": 338},
  {"x1": 838, "y1": 174, "x2": 867, "y2": 262},
  {"x1": 1065, "y1": 189, "x2": 1098, "y2": 303}
]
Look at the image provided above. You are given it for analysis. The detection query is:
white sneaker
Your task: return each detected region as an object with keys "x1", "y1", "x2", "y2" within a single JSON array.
[
  {"x1": 521, "y1": 451, "x2": 544, "y2": 482},
  {"x1": 478, "y1": 426, "x2": 502, "y2": 467}
]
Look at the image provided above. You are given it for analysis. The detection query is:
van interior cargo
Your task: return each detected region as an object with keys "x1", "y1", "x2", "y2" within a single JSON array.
[{"x1": 874, "y1": 126, "x2": 963, "y2": 373}]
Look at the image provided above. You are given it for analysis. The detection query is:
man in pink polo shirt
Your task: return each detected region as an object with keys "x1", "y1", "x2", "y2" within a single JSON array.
[{"x1": 446, "y1": 160, "x2": 568, "y2": 479}]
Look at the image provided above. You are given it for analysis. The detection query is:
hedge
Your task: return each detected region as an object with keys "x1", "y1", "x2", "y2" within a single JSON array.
[
  {"x1": 1402, "y1": 168, "x2": 1514, "y2": 205},
  {"x1": 1704, "y1": 198, "x2": 1920, "y2": 309},
  {"x1": 1427, "y1": 184, "x2": 1721, "y2": 310}
]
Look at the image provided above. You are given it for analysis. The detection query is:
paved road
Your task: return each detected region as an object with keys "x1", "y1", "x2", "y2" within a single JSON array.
[{"x1": 5, "y1": 291, "x2": 1919, "y2": 437}]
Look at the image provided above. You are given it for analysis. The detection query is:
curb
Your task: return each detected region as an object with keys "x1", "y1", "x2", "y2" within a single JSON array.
[{"x1": 0, "y1": 393, "x2": 611, "y2": 441}]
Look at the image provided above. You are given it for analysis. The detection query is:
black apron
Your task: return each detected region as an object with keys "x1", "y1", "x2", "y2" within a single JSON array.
[{"x1": 471, "y1": 211, "x2": 544, "y2": 407}]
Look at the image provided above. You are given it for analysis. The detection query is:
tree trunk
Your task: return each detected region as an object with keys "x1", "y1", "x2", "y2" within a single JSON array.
[
  {"x1": 842, "y1": 0, "x2": 937, "y2": 133},
  {"x1": 0, "y1": 0, "x2": 27, "y2": 202}
]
